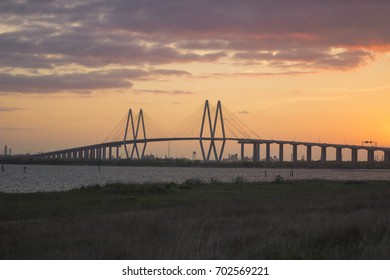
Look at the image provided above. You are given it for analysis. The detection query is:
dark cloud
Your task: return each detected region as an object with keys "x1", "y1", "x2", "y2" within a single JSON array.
[
  {"x1": 133, "y1": 89, "x2": 195, "y2": 95},
  {"x1": 0, "y1": 106, "x2": 23, "y2": 112},
  {"x1": 0, "y1": 68, "x2": 190, "y2": 94},
  {"x1": 0, "y1": 70, "x2": 133, "y2": 94},
  {"x1": 0, "y1": 0, "x2": 389, "y2": 94}
]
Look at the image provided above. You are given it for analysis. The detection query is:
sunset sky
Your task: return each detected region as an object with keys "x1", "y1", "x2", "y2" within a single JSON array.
[{"x1": 1, "y1": 0, "x2": 390, "y2": 159}]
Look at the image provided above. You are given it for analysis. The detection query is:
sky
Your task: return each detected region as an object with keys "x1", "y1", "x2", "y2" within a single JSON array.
[{"x1": 1, "y1": 0, "x2": 390, "y2": 159}]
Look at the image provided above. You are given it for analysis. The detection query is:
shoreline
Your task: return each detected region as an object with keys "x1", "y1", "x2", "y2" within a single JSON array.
[{"x1": 1, "y1": 157, "x2": 390, "y2": 169}]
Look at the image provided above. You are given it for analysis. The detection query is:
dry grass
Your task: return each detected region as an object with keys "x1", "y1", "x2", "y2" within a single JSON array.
[{"x1": 1, "y1": 180, "x2": 390, "y2": 259}]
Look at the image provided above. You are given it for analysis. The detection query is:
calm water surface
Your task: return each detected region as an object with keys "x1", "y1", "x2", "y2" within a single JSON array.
[{"x1": 1, "y1": 164, "x2": 390, "y2": 193}]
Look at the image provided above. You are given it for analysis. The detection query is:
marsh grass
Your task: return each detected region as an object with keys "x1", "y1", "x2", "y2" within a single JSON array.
[{"x1": 1, "y1": 180, "x2": 390, "y2": 259}]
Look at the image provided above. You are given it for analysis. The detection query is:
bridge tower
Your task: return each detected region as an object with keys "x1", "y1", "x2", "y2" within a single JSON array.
[
  {"x1": 199, "y1": 100, "x2": 226, "y2": 161},
  {"x1": 123, "y1": 109, "x2": 147, "y2": 159}
]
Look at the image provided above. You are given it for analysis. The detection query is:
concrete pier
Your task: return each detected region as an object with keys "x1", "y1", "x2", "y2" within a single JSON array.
[
  {"x1": 321, "y1": 146, "x2": 327, "y2": 162},
  {"x1": 279, "y1": 144, "x2": 284, "y2": 162},
  {"x1": 368, "y1": 149, "x2": 375, "y2": 163},
  {"x1": 336, "y1": 147, "x2": 343, "y2": 162},
  {"x1": 252, "y1": 143, "x2": 260, "y2": 162},
  {"x1": 385, "y1": 151, "x2": 390, "y2": 164},
  {"x1": 306, "y1": 145, "x2": 312, "y2": 162},
  {"x1": 351, "y1": 148, "x2": 358, "y2": 163},
  {"x1": 292, "y1": 144, "x2": 298, "y2": 162},
  {"x1": 265, "y1": 143, "x2": 271, "y2": 162}
]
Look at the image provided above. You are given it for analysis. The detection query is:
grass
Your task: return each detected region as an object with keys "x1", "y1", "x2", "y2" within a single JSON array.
[{"x1": 1, "y1": 179, "x2": 390, "y2": 259}]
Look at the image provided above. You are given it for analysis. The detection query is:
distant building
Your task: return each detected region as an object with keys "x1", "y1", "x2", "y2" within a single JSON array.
[
  {"x1": 4, "y1": 145, "x2": 7, "y2": 156},
  {"x1": 226, "y1": 153, "x2": 239, "y2": 161},
  {"x1": 143, "y1": 154, "x2": 156, "y2": 160}
]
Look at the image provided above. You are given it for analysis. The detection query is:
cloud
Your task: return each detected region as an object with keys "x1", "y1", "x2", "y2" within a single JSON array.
[
  {"x1": 238, "y1": 111, "x2": 249, "y2": 114},
  {"x1": 133, "y1": 89, "x2": 195, "y2": 95},
  {"x1": 0, "y1": 106, "x2": 23, "y2": 112},
  {"x1": 0, "y1": 68, "x2": 192, "y2": 94},
  {"x1": 0, "y1": 0, "x2": 390, "y2": 95},
  {"x1": 198, "y1": 71, "x2": 315, "y2": 79},
  {"x1": 234, "y1": 49, "x2": 374, "y2": 70},
  {"x1": 0, "y1": 70, "x2": 134, "y2": 94}
]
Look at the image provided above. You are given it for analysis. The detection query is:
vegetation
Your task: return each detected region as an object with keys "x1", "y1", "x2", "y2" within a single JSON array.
[
  {"x1": 1, "y1": 179, "x2": 390, "y2": 259},
  {"x1": 2, "y1": 156, "x2": 390, "y2": 169}
]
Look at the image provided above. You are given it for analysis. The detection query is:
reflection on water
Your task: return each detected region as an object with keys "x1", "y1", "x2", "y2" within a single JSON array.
[{"x1": 1, "y1": 164, "x2": 390, "y2": 193}]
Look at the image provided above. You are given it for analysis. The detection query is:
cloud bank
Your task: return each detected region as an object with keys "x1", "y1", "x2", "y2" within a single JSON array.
[{"x1": 0, "y1": 0, "x2": 389, "y2": 94}]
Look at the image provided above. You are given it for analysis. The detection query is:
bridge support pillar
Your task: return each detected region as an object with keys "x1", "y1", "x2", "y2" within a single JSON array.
[
  {"x1": 292, "y1": 144, "x2": 298, "y2": 162},
  {"x1": 367, "y1": 149, "x2": 374, "y2": 163},
  {"x1": 321, "y1": 146, "x2": 327, "y2": 162},
  {"x1": 279, "y1": 144, "x2": 284, "y2": 162},
  {"x1": 306, "y1": 145, "x2": 312, "y2": 162},
  {"x1": 351, "y1": 148, "x2": 358, "y2": 163},
  {"x1": 240, "y1": 143, "x2": 245, "y2": 161},
  {"x1": 265, "y1": 143, "x2": 271, "y2": 162},
  {"x1": 108, "y1": 147, "x2": 112, "y2": 160},
  {"x1": 116, "y1": 146, "x2": 120, "y2": 159},
  {"x1": 336, "y1": 147, "x2": 343, "y2": 162},
  {"x1": 103, "y1": 147, "x2": 106, "y2": 160},
  {"x1": 385, "y1": 151, "x2": 390, "y2": 164},
  {"x1": 252, "y1": 143, "x2": 260, "y2": 162}
]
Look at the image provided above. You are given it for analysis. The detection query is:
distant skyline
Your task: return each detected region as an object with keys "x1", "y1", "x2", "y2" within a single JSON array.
[{"x1": 1, "y1": 0, "x2": 390, "y2": 158}]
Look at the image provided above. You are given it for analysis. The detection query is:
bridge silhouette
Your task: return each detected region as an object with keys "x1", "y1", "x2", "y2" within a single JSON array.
[{"x1": 36, "y1": 100, "x2": 390, "y2": 164}]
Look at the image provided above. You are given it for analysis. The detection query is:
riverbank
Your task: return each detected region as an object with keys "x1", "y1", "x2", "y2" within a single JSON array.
[
  {"x1": 1, "y1": 179, "x2": 390, "y2": 259},
  {"x1": 1, "y1": 156, "x2": 390, "y2": 169}
]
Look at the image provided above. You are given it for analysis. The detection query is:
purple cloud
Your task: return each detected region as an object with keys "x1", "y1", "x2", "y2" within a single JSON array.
[
  {"x1": 0, "y1": 0, "x2": 389, "y2": 94},
  {"x1": 0, "y1": 69, "x2": 191, "y2": 94},
  {"x1": 0, "y1": 106, "x2": 23, "y2": 112},
  {"x1": 133, "y1": 89, "x2": 195, "y2": 95}
]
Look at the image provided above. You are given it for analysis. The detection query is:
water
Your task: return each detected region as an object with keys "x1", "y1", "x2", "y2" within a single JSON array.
[{"x1": 1, "y1": 164, "x2": 390, "y2": 193}]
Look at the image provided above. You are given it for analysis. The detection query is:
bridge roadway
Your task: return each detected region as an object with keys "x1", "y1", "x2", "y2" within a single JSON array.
[{"x1": 35, "y1": 137, "x2": 390, "y2": 164}]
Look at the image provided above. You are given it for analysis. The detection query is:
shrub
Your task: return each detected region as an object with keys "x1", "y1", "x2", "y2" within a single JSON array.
[
  {"x1": 272, "y1": 174, "x2": 285, "y2": 184},
  {"x1": 210, "y1": 177, "x2": 222, "y2": 184},
  {"x1": 183, "y1": 178, "x2": 205, "y2": 186},
  {"x1": 165, "y1": 182, "x2": 177, "y2": 190},
  {"x1": 233, "y1": 175, "x2": 246, "y2": 184}
]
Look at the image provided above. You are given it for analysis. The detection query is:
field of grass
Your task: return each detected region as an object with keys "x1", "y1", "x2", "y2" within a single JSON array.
[{"x1": 1, "y1": 178, "x2": 390, "y2": 259}]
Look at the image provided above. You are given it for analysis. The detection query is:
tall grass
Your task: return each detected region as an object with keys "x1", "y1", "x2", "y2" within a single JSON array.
[{"x1": 1, "y1": 180, "x2": 390, "y2": 259}]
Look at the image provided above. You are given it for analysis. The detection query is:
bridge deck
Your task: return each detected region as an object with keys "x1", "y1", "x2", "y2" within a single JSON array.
[{"x1": 36, "y1": 137, "x2": 390, "y2": 157}]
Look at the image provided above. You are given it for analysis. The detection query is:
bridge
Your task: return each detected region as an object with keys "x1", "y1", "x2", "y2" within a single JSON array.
[{"x1": 35, "y1": 100, "x2": 390, "y2": 164}]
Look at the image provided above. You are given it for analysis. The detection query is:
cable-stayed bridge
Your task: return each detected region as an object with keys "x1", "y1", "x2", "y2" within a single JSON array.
[{"x1": 35, "y1": 100, "x2": 390, "y2": 164}]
